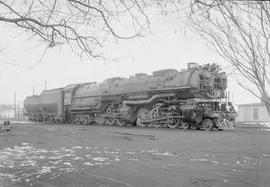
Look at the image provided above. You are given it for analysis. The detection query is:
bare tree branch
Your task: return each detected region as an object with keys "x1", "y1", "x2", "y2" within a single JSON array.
[
  {"x1": 0, "y1": 0, "x2": 151, "y2": 58},
  {"x1": 189, "y1": 0, "x2": 270, "y2": 115}
]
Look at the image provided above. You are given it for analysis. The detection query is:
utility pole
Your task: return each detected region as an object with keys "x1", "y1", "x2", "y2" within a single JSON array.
[
  {"x1": 17, "y1": 105, "x2": 20, "y2": 119},
  {"x1": 45, "y1": 80, "x2": 47, "y2": 90},
  {"x1": 33, "y1": 81, "x2": 35, "y2": 95},
  {"x1": 14, "y1": 92, "x2": 16, "y2": 119}
]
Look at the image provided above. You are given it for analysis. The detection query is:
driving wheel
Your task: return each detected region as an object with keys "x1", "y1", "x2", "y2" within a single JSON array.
[{"x1": 136, "y1": 108, "x2": 149, "y2": 127}]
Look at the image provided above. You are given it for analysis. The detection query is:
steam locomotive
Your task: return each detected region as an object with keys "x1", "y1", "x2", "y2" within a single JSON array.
[{"x1": 24, "y1": 63, "x2": 236, "y2": 130}]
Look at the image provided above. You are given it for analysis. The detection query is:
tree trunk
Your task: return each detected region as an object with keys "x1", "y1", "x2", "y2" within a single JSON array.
[
  {"x1": 262, "y1": 93, "x2": 270, "y2": 117},
  {"x1": 265, "y1": 102, "x2": 270, "y2": 118}
]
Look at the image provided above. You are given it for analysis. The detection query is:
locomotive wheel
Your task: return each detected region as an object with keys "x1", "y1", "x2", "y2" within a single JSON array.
[
  {"x1": 167, "y1": 119, "x2": 181, "y2": 129},
  {"x1": 116, "y1": 118, "x2": 126, "y2": 126},
  {"x1": 136, "y1": 118, "x2": 147, "y2": 127},
  {"x1": 131, "y1": 121, "x2": 137, "y2": 126},
  {"x1": 182, "y1": 123, "x2": 190, "y2": 129},
  {"x1": 152, "y1": 123, "x2": 162, "y2": 128},
  {"x1": 72, "y1": 117, "x2": 77, "y2": 124},
  {"x1": 85, "y1": 116, "x2": 92, "y2": 125},
  {"x1": 214, "y1": 118, "x2": 226, "y2": 130},
  {"x1": 75, "y1": 117, "x2": 80, "y2": 125},
  {"x1": 136, "y1": 108, "x2": 149, "y2": 127},
  {"x1": 193, "y1": 112, "x2": 203, "y2": 123},
  {"x1": 167, "y1": 123, "x2": 179, "y2": 129},
  {"x1": 106, "y1": 118, "x2": 116, "y2": 126},
  {"x1": 202, "y1": 119, "x2": 214, "y2": 131},
  {"x1": 81, "y1": 119, "x2": 88, "y2": 125},
  {"x1": 95, "y1": 117, "x2": 106, "y2": 125}
]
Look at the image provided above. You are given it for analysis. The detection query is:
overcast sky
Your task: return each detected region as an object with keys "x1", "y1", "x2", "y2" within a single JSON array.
[{"x1": 0, "y1": 14, "x2": 259, "y2": 107}]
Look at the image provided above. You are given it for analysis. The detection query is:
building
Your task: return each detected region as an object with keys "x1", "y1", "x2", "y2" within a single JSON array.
[{"x1": 237, "y1": 102, "x2": 270, "y2": 122}]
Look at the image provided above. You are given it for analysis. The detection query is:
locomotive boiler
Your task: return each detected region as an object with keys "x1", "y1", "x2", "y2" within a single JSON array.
[{"x1": 24, "y1": 63, "x2": 236, "y2": 130}]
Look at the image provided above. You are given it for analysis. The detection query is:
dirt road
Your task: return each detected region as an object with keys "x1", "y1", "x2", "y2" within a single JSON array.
[{"x1": 0, "y1": 123, "x2": 269, "y2": 187}]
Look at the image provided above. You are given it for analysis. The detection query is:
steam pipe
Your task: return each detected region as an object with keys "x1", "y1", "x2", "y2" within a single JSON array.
[{"x1": 123, "y1": 93, "x2": 175, "y2": 105}]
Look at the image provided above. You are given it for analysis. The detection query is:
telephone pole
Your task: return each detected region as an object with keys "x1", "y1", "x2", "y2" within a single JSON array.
[
  {"x1": 33, "y1": 81, "x2": 35, "y2": 95},
  {"x1": 45, "y1": 80, "x2": 47, "y2": 90},
  {"x1": 14, "y1": 92, "x2": 16, "y2": 119}
]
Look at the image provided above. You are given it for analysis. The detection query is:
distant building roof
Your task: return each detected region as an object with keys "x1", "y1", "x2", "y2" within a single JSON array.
[{"x1": 238, "y1": 102, "x2": 265, "y2": 107}]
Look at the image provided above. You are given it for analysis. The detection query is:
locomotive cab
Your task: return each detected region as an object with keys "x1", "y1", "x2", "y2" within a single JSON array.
[{"x1": 63, "y1": 84, "x2": 80, "y2": 123}]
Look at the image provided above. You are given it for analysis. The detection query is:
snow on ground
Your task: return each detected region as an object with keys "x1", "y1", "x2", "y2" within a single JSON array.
[
  {"x1": 0, "y1": 143, "x2": 179, "y2": 185},
  {"x1": 189, "y1": 153, "x2": 265, "y2": 173},
  {"x1": 0, "y1": 140, "x2": 267, "y2": 186}
]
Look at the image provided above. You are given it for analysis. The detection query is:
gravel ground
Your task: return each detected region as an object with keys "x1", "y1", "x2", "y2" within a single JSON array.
[{"x1": 0, "y1": 123, "x2": 270, "y2": 187}]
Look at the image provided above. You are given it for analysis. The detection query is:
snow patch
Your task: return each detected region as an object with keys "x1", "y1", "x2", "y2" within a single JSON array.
[
  {"x1": 152, "y1": 151, "x2": 176, "y2": 157},
  {"x1": 37, "y1": 166, "x2": 56, "y2": 174},
  {"x1": 125, "y1": 152, "x2": 136, "y2": 155},
  {"x1": 63, "y1": 162, "x2": 72, "y2": 166},
  {"x1": 114, "y1": 156, "x2": 120, "y2": 161},
  {"x1": 72, "y1": 146, "x2": 82, "y2": 149},
  {"x1": 0, "y1": 173, "x2": 15, "y2": 179},
  {"x1": 190, "y1": 158, "x2": 209, "y2": 162},
  {"x1": 73, "y1": 157, "x2": 82, "y2": 160},
  {"x1": 92, "y1": 157, "x2": 108, "y2": 162},
  {"x1": 84, "y1": 162, "x2": 94, "y2": 166}
]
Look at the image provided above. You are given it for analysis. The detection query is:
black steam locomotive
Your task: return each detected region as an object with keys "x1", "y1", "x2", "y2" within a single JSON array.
[{"x1": 24, "y1": 63, "x2": 236, "y2": 130}]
